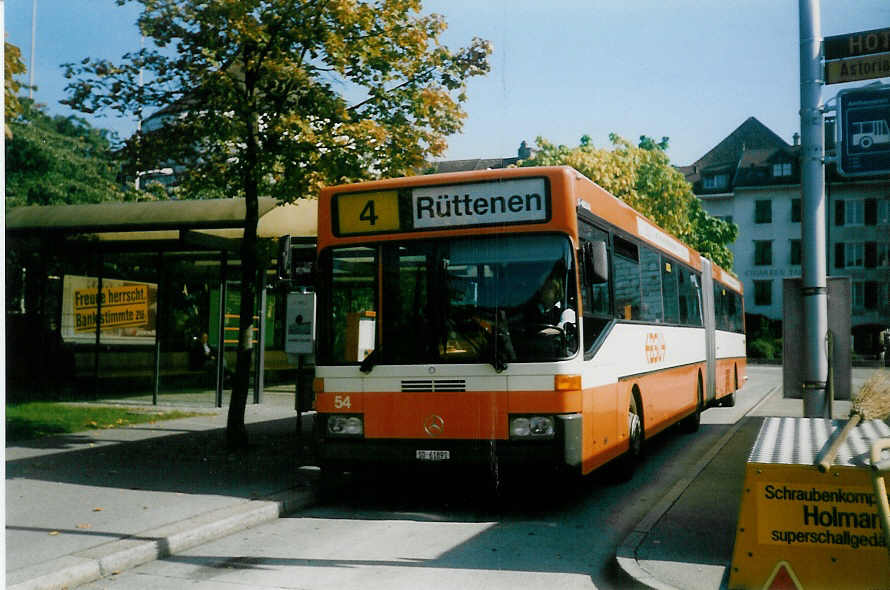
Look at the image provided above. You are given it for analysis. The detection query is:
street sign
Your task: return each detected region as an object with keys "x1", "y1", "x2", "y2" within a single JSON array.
[
  {"x1": 824, "y1": 27, "x2": 890, "y2": 61},
  {"x1": 824, "y1": 27, "x2": 890, "y2": 85},
  {"x1": 825, "y1": 52, "x2": 890, "y2": 85},
  {"x1": 837, "y1": 85, "x2": 890, "y2": 177}
]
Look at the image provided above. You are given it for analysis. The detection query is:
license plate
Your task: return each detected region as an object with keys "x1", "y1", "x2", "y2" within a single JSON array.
[{"x1": 415, "y1": 450, "x2": 450, "y2": 461}]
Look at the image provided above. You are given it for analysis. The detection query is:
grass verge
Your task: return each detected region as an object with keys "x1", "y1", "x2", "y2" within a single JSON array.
[{"x1": 6, "y1": 402, "x2": 208, "y2": 442}]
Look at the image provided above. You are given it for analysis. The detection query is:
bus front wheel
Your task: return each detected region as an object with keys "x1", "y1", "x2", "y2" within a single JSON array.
[{"x1": 614, "y1": 393, "x2": 643, "y2": 481}]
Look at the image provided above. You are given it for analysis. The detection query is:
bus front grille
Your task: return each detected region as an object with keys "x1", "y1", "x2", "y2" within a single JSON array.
[{"x1": 401, "y1": 379, "x2": 466, "y2": 392}]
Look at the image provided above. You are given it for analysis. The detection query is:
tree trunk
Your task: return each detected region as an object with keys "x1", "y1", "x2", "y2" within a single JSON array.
[
  {"x1": 226, "y1": 56, "x2": 260, "y2": 450},
  {"x1": 225, "y1": 195, "x2": 258, "y2": 450}
]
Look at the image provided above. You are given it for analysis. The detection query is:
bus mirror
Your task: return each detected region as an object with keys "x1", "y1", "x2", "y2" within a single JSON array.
[
  {"x1": 587, "y1": 241, "x2": 608, "y2": 284},
  {"x1": 277, "y1": 235, "x2": 292, "y2": 280}
]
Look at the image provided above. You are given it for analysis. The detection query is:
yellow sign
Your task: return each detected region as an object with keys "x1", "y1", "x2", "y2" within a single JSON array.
[
  {"x1": 756, "y1": 482, "x2": 883, "y2": 551},
  {"x1": 336, "y1": 190, "x2": 401, "y2": 235},
  {"x1": 825, "y1": 51, "x2": 890, "y2": 84},
  {"x1": 730, "y1": 463, "x2": 889, "y2": 589},
  {"x1": 74, "y1": 285, "x2": 150, "y2": 332}
]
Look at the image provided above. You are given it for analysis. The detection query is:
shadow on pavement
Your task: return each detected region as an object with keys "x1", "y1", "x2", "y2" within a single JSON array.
[{"x1": 7, "y1": 417, "x2": 309, "y2": 499}]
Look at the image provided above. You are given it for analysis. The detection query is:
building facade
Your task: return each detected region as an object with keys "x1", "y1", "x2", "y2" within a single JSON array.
[{"x1": 684, "y1": 117, "x2": 890, "y2": 356}]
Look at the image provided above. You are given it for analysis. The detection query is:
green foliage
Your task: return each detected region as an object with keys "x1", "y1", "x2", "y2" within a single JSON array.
[
  {"x1": 5, "y1": 41, "x2": 27, "y2": 138},
  {"x1": 745, "y1": 314, "x2": 782, "y2": 360},
  {"x1": 62, "y1": 0, "x2": 492, "y2": 200},
  {"x1": 748, "y1": 337, "x2": 780, "y2": 360},
  {"x1": 521, "y1": 134, "x2": 737, "y2": 270},
  {"x1": 5, "y1": 100, "x2": 131, "y2": 207}
]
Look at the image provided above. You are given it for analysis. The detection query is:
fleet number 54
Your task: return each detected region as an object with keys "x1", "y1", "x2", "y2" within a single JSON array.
[{"x1": 334, "y1": 395, "x2": 351, "y2": 409}]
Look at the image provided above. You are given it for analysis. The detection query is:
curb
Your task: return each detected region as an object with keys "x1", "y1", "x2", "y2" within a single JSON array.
[
  {"x1": 615, "y1": 385, "x2": 780, "y2": 590},
  {"x1": 8, "y1": 486, "x2": 318, "y2": 590}
]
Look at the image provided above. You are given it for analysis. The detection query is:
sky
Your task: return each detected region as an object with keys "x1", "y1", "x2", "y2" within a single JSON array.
[{"x1": 5, "y1": 0, "x2": 890, "y2": 167}]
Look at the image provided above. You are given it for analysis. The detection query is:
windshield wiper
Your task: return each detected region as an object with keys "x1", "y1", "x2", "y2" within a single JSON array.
[{"x1": 489, "y1": 310, "x2": 515, "y2": 373}]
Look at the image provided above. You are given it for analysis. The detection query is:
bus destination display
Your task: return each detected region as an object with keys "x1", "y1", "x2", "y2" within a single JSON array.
[{"x1": 334, "y1": 177, "x2": 549, "y2": 235}]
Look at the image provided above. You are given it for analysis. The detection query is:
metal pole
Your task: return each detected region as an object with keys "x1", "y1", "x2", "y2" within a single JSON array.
[
  {"x1": 216, "y1": 252, "x2": 228, "y2": 408},
  {"x1": 799, "y1": 0, "x2": 829, "y2": 418},
  {"x1": 29, "y1": 0, "x2": 36, "y2": 99},
  {"x1": 94, "y1": 257, "x2": 103, "y2": 396},
  {"x1": 254, "y1": 274, "x2": 267, "y2": 405},
  {"x1": 296, "y1": 353, "x2": 304, "y2": 459},
  {"x1": 152, "y1": 252, "x2": 162, "y2": 405}
]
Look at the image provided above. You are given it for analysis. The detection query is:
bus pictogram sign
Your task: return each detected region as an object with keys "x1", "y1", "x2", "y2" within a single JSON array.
[{"x1": 837, "y1": 86, "x2": 890, "y2": 177}]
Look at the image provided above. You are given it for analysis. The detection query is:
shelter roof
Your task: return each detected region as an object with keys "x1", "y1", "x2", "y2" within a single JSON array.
[{"x1": 6, "y1": 197, "x2": 317, "y2": 252}]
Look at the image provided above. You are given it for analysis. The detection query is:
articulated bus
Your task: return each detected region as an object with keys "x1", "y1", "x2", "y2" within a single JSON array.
[{"x1": 313, "y1": 166, "x2": 745, "y2": 478}]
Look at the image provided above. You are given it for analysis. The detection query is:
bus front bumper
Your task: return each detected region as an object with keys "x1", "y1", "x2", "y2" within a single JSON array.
[{"x1": 315, "y1": 413, "x2": 582, "y2": 472}]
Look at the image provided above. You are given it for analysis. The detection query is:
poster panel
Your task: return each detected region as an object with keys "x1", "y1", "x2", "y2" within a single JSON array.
[{"x1": 61, "y1": 275, "x2": 157, "y2": 345}]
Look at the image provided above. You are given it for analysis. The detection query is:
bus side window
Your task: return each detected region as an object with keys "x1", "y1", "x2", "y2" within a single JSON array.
[
  {"x1": 639, "y1": 246, "x2": 662, "y2": 322},
  {"x1": 661, "y1": 258, "x2": 679, "y2": 324},
  {"x1": 714, "y1": 284, "x2": 729, "y2": 331},
  {"x1": 579, "y1": 221, "x2": 612, "y2": 354},
  {"x1": 684, "y1": 270, "x2": 703, "y2": 327},
  {"x1": 613, "y1": 235, "x2": 641, "y2": 320},
  {"x1": 734, "y1": 292, "x2": 744, "y2": 332}
]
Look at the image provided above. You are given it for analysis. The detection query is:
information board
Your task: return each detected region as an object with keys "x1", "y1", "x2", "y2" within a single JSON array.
[{"x1": 837, "y1": 85, "x2": 890, "y2": 177}]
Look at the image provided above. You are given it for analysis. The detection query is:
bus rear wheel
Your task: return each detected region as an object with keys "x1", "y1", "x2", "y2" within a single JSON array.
[
  {"x1": 681, "y1": 377, "x2": 703, "y2": 433},
  {"x1": 719, "y1": 367, "x2": 738, "y2": 407}
]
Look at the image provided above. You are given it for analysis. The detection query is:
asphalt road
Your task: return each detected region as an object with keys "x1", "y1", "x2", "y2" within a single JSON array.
[{"x1": 77, "y1": 368, "x2": 783, "y2": 590}]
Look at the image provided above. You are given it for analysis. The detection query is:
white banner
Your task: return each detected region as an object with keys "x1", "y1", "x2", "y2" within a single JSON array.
[{"x1": 412, "y1": 178, "x2": 548, "y2": 229}]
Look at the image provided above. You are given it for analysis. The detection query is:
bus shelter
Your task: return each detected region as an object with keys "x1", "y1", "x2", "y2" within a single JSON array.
[{"x1": 6, "y1": 197, "x2": 317, "y2": 407}]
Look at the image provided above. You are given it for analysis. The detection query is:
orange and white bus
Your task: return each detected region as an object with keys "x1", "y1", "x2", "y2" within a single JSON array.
[{"x1": 313, "y1": 166, "x2": 745, "y2": 478}]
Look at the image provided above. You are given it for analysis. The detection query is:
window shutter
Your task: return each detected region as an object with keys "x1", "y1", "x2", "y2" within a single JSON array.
[
  {"x1": 865, "y1": 281, "x2": 878, "y2": 309},
  {"x1": 835, "y1": 243, "x2": 845, "y2": 269},
  {"x1": 866, "y1": 242, "x2": 877, "y2": 268},
  {"x1": 865, "y1": 198, "x2": 877, "y2": 225},
  {"x1": 835, "y1": 200, "x2": 845, "y2": 226}
]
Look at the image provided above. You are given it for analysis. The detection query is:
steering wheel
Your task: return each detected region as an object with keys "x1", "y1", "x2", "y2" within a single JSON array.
[{"x1": 529, "y1": 323, "x2": 565, "y2": 338}]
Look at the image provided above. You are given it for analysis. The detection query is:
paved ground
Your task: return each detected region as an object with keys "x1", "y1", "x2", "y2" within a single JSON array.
[{"x1": 5, "y1": 367, "x2": 886, "y2": 590}]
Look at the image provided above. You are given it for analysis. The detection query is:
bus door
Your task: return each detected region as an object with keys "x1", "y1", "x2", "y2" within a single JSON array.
[{"x1": 700, "y1": 259, "x2": 717, "y2": 405}]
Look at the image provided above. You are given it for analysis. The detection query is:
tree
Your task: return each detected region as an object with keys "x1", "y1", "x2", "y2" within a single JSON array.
[
  {"x1": 5, "y1": 41, "x2": 27, "y2": 138},
  {"x1": 6, "y1": 99, "x2": 130, "y2": 207},
  {"x1": 522, "y1": 134, "x2": 737, "y2": 269},
  {"x1": 62, "y1": 0, "x2": 492, "y2": 448}
]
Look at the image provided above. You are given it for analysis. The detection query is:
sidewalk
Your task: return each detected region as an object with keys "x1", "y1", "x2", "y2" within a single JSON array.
[
  {"x1": 617, "y1": 385, "x2": 855, "y2": 590},
  {"x1": 6, "y1": 392, "x2": 319, "y2": 590}
]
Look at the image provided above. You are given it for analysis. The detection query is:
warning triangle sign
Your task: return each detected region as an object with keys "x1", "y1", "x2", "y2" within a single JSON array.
[{"x1": 763, "y1": 561, "x2": 803, "y2": 590}]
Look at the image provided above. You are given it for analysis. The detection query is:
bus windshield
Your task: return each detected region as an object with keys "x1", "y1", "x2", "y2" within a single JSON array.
[{"x1": 318, "y1": 234, "x2": 579, "y2": 368}]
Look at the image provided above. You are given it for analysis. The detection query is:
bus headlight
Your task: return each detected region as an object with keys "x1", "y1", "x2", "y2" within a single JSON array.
[
  {"x1": 327, "y1": 415, "x2": 364, "y2": 437},
  {"x1": 509, "y1": 415, "x2": 555, "y2": 439}
]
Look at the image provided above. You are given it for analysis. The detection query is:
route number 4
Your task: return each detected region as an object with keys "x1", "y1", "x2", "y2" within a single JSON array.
[
  {"x1": 334, "y1": 395, "x2": 352, "y2": 409},
  {"x1": 360, "y1": 201, "x2": 378, "y2": 226}
]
